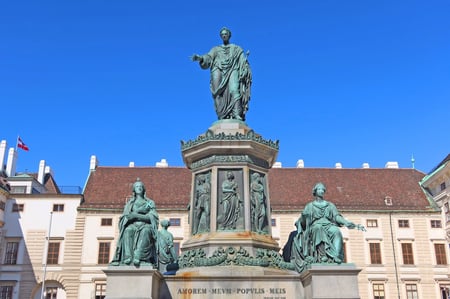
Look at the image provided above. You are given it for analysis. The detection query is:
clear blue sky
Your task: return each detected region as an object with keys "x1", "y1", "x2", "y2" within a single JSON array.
[{"x1": 2, "y1": 1, "x2": 449, "y2": 189}]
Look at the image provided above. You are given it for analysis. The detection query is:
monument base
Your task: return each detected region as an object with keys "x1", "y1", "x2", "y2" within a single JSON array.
[
  {"x1": 104, "y1": 264, "x2": 361, "y2": 299},
  {"x1": 300, "y1": 264, "x2": 361, "y2": 299},
  {"x1": 104, "y1": 266, "x2": 162, "y2": 299},
  {"x1": 161, "y1": 266, "x2": 302, "y2": 299}
]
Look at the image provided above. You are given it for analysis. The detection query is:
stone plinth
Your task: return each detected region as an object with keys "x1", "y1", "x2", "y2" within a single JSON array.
[
  {"x1": 300, "y1": 264, "x2": 361, "y2": 299},
  {"x1": 104, "y1": 266, "x2": 162, "y2": 299},
  {"x1": 180, "y1": 120, "x2": 280, "y2": 265},
  {"x1": 181, "y1": 121, "x2": 279, "y2": 169},
  {"x1": 161, "y1": 266, "x2": 302, "y2": 299}
]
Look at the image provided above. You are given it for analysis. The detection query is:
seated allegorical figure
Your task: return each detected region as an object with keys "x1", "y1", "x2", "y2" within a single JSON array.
[
  {"x1": 291, "y1": 182, "x2": 365, "y2": 272},
  {"x1": 110, "y1": 178, "x2": 159, "y2": 267},
  {"x1": 157, "y1": 219, "x2": 178, "y2": 273}
]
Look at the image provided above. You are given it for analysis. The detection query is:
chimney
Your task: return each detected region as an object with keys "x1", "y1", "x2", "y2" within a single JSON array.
[
  {"x1": 44, "y1": 165, "x2": 53, "y2": 178},
  {"x1": 129, "y1": 162, "x2": 135, "y2": 167},
  {"x1": 296, "y1": 159, "x2": 304, "y2": 168},
  {"x1": 385, "y1": 161, "x2": 399, "y2": 169},
  {"x1": 155, "y1": 159, "x2": 168, "y2": 168},
  {"x1": 335, "y1": 162, "x2": 342, "y2": 169},
  {"x1": 5, "y1": 148, "x2": 17, "y2": 177},
  {"x1": 362, "y1": 163, "x2": 370, "y2": 169},
  {"x1": 272, "y1": 162, "x2": 282, "y2": 168},
  {"x1": 0, "y1": 140, "x2": 7, "y2": 171},
  {"x1": 90, "y1": 155, "x2": 98, "y2": 171},
  {"x1": 38, "y1": 160, "x2": 46, "y2": 184}
]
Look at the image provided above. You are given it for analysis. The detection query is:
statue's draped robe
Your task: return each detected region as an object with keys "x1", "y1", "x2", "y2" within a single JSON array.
[
  {"x1": 220, "y1": 179, "x2": 240, "y2": 229},
  {"x1": 250, "y1": 179, "x2": 266, "y2": 232},
  {"x1": 157, "y1": 229, "x2": 177, "y2": 270},
  {"x1": 193, "y1": 182, "x2": 211, "y2": 234},
  {"x1": 292, "y1": 200, "x2": 344, "y2": 270},
  {"x1": 199, "y1": 43, "x2": 252, "y2": 120},
  {"x1": 112, "y1": 197, "x2": 159, "y2": 265}
]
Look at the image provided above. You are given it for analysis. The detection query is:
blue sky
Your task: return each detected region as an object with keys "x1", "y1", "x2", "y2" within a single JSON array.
[{"x1": 1, "y1": 1, "x2": 449, "y2": 189}]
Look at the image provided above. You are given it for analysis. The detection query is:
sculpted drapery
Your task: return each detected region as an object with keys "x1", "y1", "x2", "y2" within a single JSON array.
[{"x1": 192, "y1": 27, "x2": 252, "y2": 121}]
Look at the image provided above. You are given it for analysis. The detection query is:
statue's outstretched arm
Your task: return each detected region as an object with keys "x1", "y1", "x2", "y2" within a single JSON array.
[{"x1": 190, "y1": 54, "x2": 203, "y2": 62}]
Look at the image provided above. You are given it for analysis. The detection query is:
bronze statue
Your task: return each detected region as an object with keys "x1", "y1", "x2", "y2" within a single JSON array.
[
  {"x1": 192, "y1": 173, "x2": 211, "y2": 235},
  {"x1": 110, "y1": 178, "x2": 159, "y2": 267},
  {"x1": 291, "y1": 182, "x2": 365, "y2": 272},
  {"x1": 218, "y1": 171, "x2": 242, "y2": 230},
  {"x1": 157, "y1": 219, "x2": 177, "y2": 273},
  {"x1": 250, "y1": 172, "x2": 267, "y2": 233},
  {"x1": 191, "y1": 27, "x2": 252, "y2": 121}
]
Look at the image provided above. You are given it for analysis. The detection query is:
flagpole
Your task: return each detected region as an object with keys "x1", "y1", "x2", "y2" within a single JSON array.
[
  {"x1": 15, "y1": 136, "x2": 19, "y2": 152},
  {"x1": 41, "y1": 211, "x2": 53, "y2": 299}
]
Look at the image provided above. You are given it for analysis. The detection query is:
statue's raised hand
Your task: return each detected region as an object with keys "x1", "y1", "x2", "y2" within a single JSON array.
[
  {"x1": 356, "y1": 224, "x2": 366, "y2": 232},
  {"x1": 190, "y1": 54, "x2": 201, "y2": 62}
]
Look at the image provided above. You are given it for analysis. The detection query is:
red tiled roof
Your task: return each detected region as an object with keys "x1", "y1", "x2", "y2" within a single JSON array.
[
  {"x1": 82, "y1": 166, "x2": 430, "y2": 212},
  {"x1": 268, "y1": 168, "x2": 429, "y2": 211},
  {"x1": 82, "y1": 167, "x2": 192, "y2": 210}
]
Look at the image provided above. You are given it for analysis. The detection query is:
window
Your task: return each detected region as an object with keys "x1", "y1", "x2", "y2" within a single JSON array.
[
  {"x1": 0, "y1": 286, "x2": 13, "y2": 299},
  {"x1": 405, "y1": 284, "x2": 418, "y2": 299},
  {"x1": 47, "y1": 242, "x2": 60, "y2": 265},
  {"x1": 271, "y1": 218, "x2": 276, "y2": 227},
  {"x1": 45, "y1": 287, "x2": 57, "y2": 299},
  {"x1": 431, "y1": 220, "x2": 442, "y2": 228},
  {"x1": 372, "y1": 283, "x2": 385, "y2": 299},
  {"x1": 435, "y1": 244, "x2": 447, "y2": 265},
  {"x1": 169, "y1": 218, "x2": 181, "y2": 226},
  {"x1": 369, "y1": 243, "x2": 382, "y2": 264},
  {"x1": 440, "y1": 285, "x2": 450, "y2": 299},
  {"x1": 95, "y1": 283, "x2": 106, "y2": 299},
  {"x1": 101, "y1": 218, "x2": 112, "y2": 226},
  {"x1": 401, "y1": 243, "x2": 414, "y2": 265},
  {"x1": 398, "y1": 219, "x2": 409, "y2": 228},
  {"x1": 173, "y1": 242, "x2": 180, "y2": 256},
  {"x1": 98, "y1": 242, "x2": 111, "y2": 264},
  {"x1": 11, "y1": 203, "x2": 24, "y2": 212},
  {"x1": 10, "y1": 186, "x2": 26, "y2": 194},
  {"x1": 367, "y1": 219, "x2": 378, "y2": 228},
  {"x1": 4, "y1": 241, "x2": 19, "y2": 264},
  {"x1": 441, "y1": 182, "x2": 447, "y2": 191},
  {"x1": 0, "y1": 201, "x2": 5, "y2": 211},
  {"x1": 52, "y1": 204, "x2": 64, "y2": 212},
  {"x1": 445, "y1": 203, "x2": 450, "y2": 223}
]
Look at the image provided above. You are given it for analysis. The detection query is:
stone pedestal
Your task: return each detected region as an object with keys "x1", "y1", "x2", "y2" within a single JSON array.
[
  {"x1": 104, "y1": 266, "x2": 162, "y2": 299},
  {"x1": 180, "y1": 120, "x2": 280, "y2": 260},
  {"x1": 300, "y1": 264, "x2": 362, "y2": 299},
  {"x1": 161, "y1": 266, "x2": 303, "y2": 299}
]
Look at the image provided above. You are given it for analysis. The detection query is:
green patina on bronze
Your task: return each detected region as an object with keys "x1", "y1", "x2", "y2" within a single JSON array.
[
  {"x1": 157, "y1": 219, "x2": 178, "y2": 272},
  {"x1": 192, "y1": 172, "x2": 211, "y2": 235},
  {"x1": 191, "y1": 27, "x2": 252, "y2": 121},
  {"x1": 250, "y1": 171, "x2": 269, "y2": 234},
  {"x1": 110, "y1": 178, "x2": 159, "y2": 267},
  {"x1": 180, "y1": 129, "x2": 279, "y2": 152},
  {"x1": 178, "y1": 247, "x2": 295, "y2": 270},
  {"x1": 189, "y1": 155, "x2": 270, "y2": 170},
  {"x1": 217, "y1": 170, "x2": 244, "y2": 231},
  {"x1": 289, "y1": 182, "x2": 366, "y2": 273}
]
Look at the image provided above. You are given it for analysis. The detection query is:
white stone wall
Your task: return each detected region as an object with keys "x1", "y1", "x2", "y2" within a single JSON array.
[{"x1": 0, "y1": 195, "x2": 81, "y2": 299}]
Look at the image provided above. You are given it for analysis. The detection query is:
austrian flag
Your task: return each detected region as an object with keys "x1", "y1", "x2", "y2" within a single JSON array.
[{"x1": 17, "y1": 137, "x2": 29, "y2": 151}]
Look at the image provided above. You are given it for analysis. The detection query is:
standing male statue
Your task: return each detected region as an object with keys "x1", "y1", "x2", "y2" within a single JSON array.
[{"x1": 191, "y1": 27, "x2": 252, "y2": 121}]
